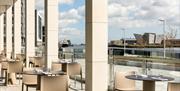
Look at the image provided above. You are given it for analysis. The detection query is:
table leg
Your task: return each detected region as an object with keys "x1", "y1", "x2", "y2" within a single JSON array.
[
  {"x1": 62, "y1": 63, "x2": 67, "y2": 73},
  {"x1": 5, "y1": 70, "x2": 7, "y2": 86},
  {"x1": 143, "y1": 81, "x2": 155, "y2": 91},
  {"x1": 36, "y1": 75, "x2": 41, "y2": 90}
]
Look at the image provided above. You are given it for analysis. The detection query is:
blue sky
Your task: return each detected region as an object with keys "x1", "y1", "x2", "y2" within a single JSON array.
[{"x1": 36, "y1": 0, "x2": 180, "y2": 44}]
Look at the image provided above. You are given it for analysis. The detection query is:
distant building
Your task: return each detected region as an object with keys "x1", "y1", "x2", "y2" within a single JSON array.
[
  {"x1": 143, "y1": 33, "x2": 156, "y2": 45},
  {"x1": 163, "y1": 39, "x2": 180, "y2": 46},
  {"x1": 155, "y1": 35, "x2": 163, "y2": 44},
  {"x1": 124, "y1": 38, "x2": 136, "y2": 45},
  {"x1": 59, "y1": 39, "x2": 72, "y2": 47},
  {"x1": 134, "y1": 34, "x2": 144, "y2": 45},
  {"x1": 109, "y1": 40, "x2": 123, "y2": 46}
]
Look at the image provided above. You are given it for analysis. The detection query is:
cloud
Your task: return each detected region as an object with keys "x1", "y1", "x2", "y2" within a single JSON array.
[
  {"x1": 59, "y1": 6, "x2": 84, "y2": 28},
  {"x1": 59, "y1": 28, "x2": 84, "y2": 43},
  {"x1": 59, "y1": 0, "x2": 75, "y2": 4},
  {"x1": 35, "y1": 0, "x2": 76, "y2": 11},
  {"x1": 108, "y1": 0, "x2": 180, "y2": 29},
  {"x1": 60, "y1": 28, "x2": 81, "y2": 35}
]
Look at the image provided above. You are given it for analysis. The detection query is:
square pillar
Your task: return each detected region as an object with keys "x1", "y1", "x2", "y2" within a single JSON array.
[
  {"x1": 85, "y1": 0, "x2": 108, "y2": 91},
  {"x1": 25, "y1": 0, "x2": 35, "y2": 67},
  {"x1": 44, "y1": 0, "x2": 59, "y2": 69},
  {"x1": 5, "y1": 6, "x2": 13, "y2": 59},
  {"x1": 0, "y1": 14, "x2": 4, "y2": 52},
  {"x1": 13, "y1": 0, "x2": 21, "y2": 59}
]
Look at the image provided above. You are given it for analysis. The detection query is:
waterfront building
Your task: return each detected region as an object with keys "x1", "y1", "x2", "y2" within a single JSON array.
[
  {"x1": 143, "y1": 33, "x2": 156, "y2": 45},
  {"x1": 109, "y1": 40, "x2": 123, "y2": 46},
  {"x1": 134, "y1": 33, "x2": 144, "y2": 45},
  {"x1": 155, "y1": 34, "x2": 164, "y2": 44},
  {"x1": 124, "y1": 38, "x2": 136, "y2": 45}
]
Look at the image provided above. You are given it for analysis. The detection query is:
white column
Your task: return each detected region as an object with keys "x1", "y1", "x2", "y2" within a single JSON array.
[
  {"x1": 0, "y1": 14, "x2": 4, "y2": 52},
  {"x1": 85, "y1": 0, "x2": 108, "y2": 91},
  {"x1": 44, "y1": 0, "x2": 59, "y2": 69},
  {"x1": 25, "y1": 0, "x2": 35, "y2": 67},
  {"x1": 6, "y1": 6, "x2": 13, "y2": 59},
  {"x1": 13, "y1": 0, "x2": 21, "y2": 59}
]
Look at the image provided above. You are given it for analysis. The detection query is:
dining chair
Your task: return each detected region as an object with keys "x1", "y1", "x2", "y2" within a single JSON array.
[
  {"x1": 114, "y1": 71, "x2": 136, "y2": 91},
  {"x1": 16, "y1": 54, "x2": 25, "y2": 62},
  {"x1": 40, "y1": 75, "x2": 68, "y2": 91},
  {"x1": 22, "y1": 74, "x2": 37, "y2": 91},
  {"x1": 66, "y1": 63, "x2": 83, "y2": 90},
  {"x1": 51, "y1": 63, "x2": 62, "y2": 71},
  {"x1": 1, "y1": 62, "x2": 8, "y2": 84},
  {"x1": 22, "y1": 68, "x2": 37, "y2": 91},
  {"x1": 8, "y1": 61, "x2": 23, "y2": 85},
  {"x1": 167, "y1": 82, "x2": 180, "y2": 91},
  {"x1": 30, "y1": 57, "x2": 44, "y2": 67}
]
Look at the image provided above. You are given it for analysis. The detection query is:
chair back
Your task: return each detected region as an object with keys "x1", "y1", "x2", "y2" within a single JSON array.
[
  {"x1": 30, "y1": 57, "x2": 44, "y2": 67},
  {"x1": 67, "y1": 63, "x2": 81, "y2": 76},
  {"x1": 22, "y1": 68, "x2": 37, "y2": 85},
  {"x1": 2, "y1": 62, "x2": 8, "y2": 69},
  {"x1": 114, "y1": 71, "x2": 136, "y2": 90},
  {"x1": 51, "y1": 63, "x2": 62, "y2": 71},
  {"x1": 16, "y1": 54, "x2": 25, "y2": 61},
  {"x1": 8, "y1": 61, "x2": 23, "y2": 73},
  {"x1": 22, "y1": 75, "x2": 37, "y2": 85},
  {"x1": 168, "y1": 82, "x2": 180, "y2": 91},
  {"x1": 41, "y1": 75, "x2": 68, "y2": 91}
]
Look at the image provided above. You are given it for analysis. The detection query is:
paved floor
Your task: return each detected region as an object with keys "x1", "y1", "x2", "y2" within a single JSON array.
[{"x1": 0, "y1": 79, "x2": 85, "y2": 91}]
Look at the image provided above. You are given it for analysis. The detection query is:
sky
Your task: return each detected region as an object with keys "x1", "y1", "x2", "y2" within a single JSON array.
[{"x1": 35, "y1": 0, "x2": 180, "y2": 44}]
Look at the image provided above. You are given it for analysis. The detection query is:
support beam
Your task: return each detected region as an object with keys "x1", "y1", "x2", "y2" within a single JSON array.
[
  {"x1": 44, "y1": 0, "x2": 59, "y2": 70},
  {"x1": 85, "y1": 0, "x2": 108, "y2": 91},
  {"x1": 13, "y1": 0, "x2": 21, "y2": 59},
  {"x1": 5, "y1": 6, "x2": 13, "y2": 59},
  {"x1": 0, "y1": 14, "x2": 4, "y2": 52},
  {"x1": 25, "y1": 0, "x2": 35, "y2": 67}
]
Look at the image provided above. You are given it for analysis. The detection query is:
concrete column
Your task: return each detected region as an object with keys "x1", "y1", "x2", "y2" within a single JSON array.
[
  {"x1": 25, "y1": 0, "x2": 35, "y2": 67},
  {"x1": 5, "y1": 6, "x2": 13, "y2": 59},
  {"x1": 13, "y1": 0, "x2": 21, "y2": 59},
  {"x1": 44, "y1": 0, "x2": 59, "y2": 69},
  {"x1": 85, "y1": 0, "x2": 108, "y2": 91},
  {"x1": 0, "y1": 14, "x2": 4, "y2": 52}
]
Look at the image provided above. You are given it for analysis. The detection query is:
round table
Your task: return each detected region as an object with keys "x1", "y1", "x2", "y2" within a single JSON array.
[{"x1": 126, "y1": 75, "x2": 174, "y2": 91}]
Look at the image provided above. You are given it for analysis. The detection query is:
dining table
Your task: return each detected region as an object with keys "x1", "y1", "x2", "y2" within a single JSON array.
[
  {"x1": 23, "y1": 68, "x2": 66, "y2": 90},
  {"x1": 52, "y1": 60, "x2": 78, "y2": 73},
  {"x1": 126, "y1": 74, "x2": 174, "y2": 91}
]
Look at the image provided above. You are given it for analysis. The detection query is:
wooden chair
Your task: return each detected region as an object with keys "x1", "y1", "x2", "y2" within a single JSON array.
[
  {"x1": 66, "y1": 63, "x2": 83, "y2": 90},
  {"x1": 29, "y1": 57, "x2": 44, "y2": 67},
  {"x1": 40, "y1": 75, "x2": 68, "y2": 91},
  {"x1": 51, "y1": 63, "x2": 62, "y2": 71},
  {"x1": 114, "y1": 71, "x2": 136, "y2": 91},
  {"x1": 16, "y1": 54, "x2": 25, "y2": 62},
  {"x1": 167, "y1": 82, "x2": 180, "y2": 91},
  {"x1": 22, "y1": 68, "x2": 37, "y2": 91},
  {"x1": 8, "y1": 61, "x2": 23, "y2": 85}
]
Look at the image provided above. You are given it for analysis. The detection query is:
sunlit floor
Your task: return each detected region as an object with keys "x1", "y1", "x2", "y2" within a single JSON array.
[{"x1": 0, "y1": 79, "x2": 85, "y2": 91}]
